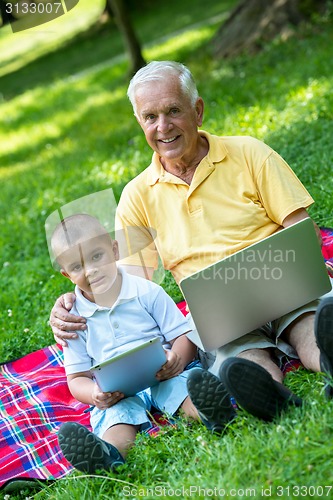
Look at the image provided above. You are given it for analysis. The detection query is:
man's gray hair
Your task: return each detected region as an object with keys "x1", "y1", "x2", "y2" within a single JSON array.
[{"x1": 127, "y1": 61, "x2": 199, "y2": 115}]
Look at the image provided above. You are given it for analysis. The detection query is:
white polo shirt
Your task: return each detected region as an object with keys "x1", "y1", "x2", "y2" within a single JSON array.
[{"x1": 63, "y1": 267, "x2": 190, "y2": 375}]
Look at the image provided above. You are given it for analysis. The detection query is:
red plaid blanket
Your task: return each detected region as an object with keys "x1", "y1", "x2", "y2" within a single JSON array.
[
  {"x1": 0, "y1": 345, "x2": 91, "y2": 490},
  {"x1": 1, "y1": 228, "x2": 332, "y2": 490},
  {"x1": 321, "y1": 227, "x2": 333, "y2": 277}
]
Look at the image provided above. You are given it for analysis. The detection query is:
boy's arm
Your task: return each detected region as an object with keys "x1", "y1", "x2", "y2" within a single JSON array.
[
  {"x1": 68, "y1": 371, "x2": 124, "y2": 409},
  {"x1": 156, "y1": 333, "x2": 197, "y2": 381},
  {"x1": 170, "y1": 334, "x2": 197, "y2": 368}
]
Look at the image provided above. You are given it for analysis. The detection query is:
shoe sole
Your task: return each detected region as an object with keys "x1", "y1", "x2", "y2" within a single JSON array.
[
  {"x1": 58, "y1": 422, "x2": 124, "y2": 474},
  {"x1": 187, "y1": 368, "x2": 236, "y2": 432},
  {"x1": 315, "y1": 297, "x2": 333, "y2": 397},
  {"x1": 220, "y1": 358, "x2": 302, "y2": 421}
]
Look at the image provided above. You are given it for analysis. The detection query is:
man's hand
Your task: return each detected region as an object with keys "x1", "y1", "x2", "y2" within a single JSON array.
[
  {"x1": 156, "y1": 350, "x2": 183, "y2": 381},
  {"x1": 49, "y1": 293, "x2": 86, "y2": 347},
  {"x1": 92, "y1": 383, "x2": 124, "y2": 410}
]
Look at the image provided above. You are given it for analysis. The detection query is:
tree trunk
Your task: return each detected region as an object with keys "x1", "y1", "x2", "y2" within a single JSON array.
[
  {"x1": 213, "y1": 0, "x2": 328, "y2": 58},
  {"x1": 107, "y1": 0, "x2": 145, "y2": 76},
  {"x1": 0, "y1": 0, "x2": 16, "y2": 26}
]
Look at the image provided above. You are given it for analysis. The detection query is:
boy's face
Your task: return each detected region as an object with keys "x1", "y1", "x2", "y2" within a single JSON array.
[{"x1": 58, "y1": 234, "x2": 119, "y2": 301}]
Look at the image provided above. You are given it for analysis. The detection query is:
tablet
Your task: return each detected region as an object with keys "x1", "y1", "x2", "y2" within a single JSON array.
[{"x1": 90, "y1": 337, "x2": 167, "y2": 397}]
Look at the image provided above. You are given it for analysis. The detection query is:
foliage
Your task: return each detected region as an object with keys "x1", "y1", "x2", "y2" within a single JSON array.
[{"x1": 0, "y1": 0, "x2": 333, "y2": 497}]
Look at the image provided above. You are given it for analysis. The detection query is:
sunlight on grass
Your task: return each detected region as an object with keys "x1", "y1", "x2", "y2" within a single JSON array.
[
  {"x1": 1, "y1": 3, "x2": 333, "y2": 498},
  {"x1": 0, "y1": 0, "x2": 104, "y2": 77},
  {"x1": 0, "y1": 81, "x2": 126, "y2": 165},
  {"x1": 145, "y1": 25, "x2": 218, "y2": 61},
  {"x1": 285, "y1": 79, "x2": 332, "y2": 119},
  {"x1": 209, "y1": 77, "x2": 332, "y2": 139}
]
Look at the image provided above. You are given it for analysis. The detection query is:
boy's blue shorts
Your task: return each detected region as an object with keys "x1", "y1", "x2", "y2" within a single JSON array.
[{"x1": 91, "y1": 361, "x2": 201, "y2": 438}]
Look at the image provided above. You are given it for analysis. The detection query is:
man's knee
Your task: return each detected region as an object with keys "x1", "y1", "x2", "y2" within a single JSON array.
[{"x1": 237, "y1": 347, "x2": 273, "y2": 362}]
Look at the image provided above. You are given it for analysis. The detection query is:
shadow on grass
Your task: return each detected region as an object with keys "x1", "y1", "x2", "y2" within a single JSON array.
[{"x1": 0, "y1": 19, "x2": 124, "y2": 99}]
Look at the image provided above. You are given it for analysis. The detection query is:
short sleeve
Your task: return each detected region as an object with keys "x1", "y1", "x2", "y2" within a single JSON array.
[
  {"x1": 149, "y1": 287, "x2": 190, "y2": 343},
  {"x1": 62, "y1": 332, "x2": 92, "y2": 375},
  {"x1": 256, "y1": 151, "x2": 314, "y2": 225}
]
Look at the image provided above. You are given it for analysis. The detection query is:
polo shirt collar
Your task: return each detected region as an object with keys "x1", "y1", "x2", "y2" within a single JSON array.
[
  {"x1": 74, "y1": 266, "x2": 138, "y2": 317},
  {"x1": 146, "y1": 130, "x2": 228, "y2": 186}
]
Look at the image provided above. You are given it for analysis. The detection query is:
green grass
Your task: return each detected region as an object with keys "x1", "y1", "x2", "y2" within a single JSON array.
[{"x1": 1, "y1": 1, "x2": 333, "y2": 498}]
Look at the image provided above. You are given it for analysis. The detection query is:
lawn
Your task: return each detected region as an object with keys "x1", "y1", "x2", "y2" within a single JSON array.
[{"x1": 1, "y1": 0, "x2": 333, "y2": 498}]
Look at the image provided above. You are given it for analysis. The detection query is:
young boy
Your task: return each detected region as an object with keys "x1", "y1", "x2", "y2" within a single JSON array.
[{"x1": 51, "y1": 214, "x2": 234, "y2": 474}]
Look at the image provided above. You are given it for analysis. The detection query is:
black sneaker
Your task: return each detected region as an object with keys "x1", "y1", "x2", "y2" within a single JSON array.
[
  {"x1": 187, "y1": 368, "x2": 236, "y2": 433},
  {"x1": 315, "y1": 297, "x2": 333, "y2": 398},
  {"x1": 220, "y1": 358, "x2": 302, "y2": 421},
  {"x1": 58, "y1": 422, "x2": 125, "y2": 474}
]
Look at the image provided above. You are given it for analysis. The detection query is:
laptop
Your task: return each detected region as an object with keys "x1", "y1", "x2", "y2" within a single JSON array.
[
  {"x1": 180, "y1": 218, "x2": 332, "y2": 352},
  {"x1": 90, "y1": 337, "x2": 167, "y2": 397}
]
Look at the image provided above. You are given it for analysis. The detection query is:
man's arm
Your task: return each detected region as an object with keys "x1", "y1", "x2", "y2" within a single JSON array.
[
  {"x1": 282, "y1": 208, "x2": 322, "y2": 245},
  {"x1": 49, "y1": 293, "x2": 86, "y2": 347}
]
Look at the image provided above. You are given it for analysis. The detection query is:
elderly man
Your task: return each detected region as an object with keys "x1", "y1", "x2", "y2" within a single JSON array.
[{"x1": 50, "y1": 61, "x2": 333, "y2": 430}]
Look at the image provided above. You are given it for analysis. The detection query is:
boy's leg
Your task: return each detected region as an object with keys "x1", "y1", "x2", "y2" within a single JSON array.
[
  {"x1": 179, "y1": 395, "x2": 198, "y2": 420},
  {"x1": 150, "y1": 367, "x2": 235, "y2": 433},
  {"x1": 103, "y1": 423, "x2": 139, "y2": 459},
  {"x1": 58, "y1": 422, "x2": 128, "y2": 474},
  {"x1": 59, "y1": 395, "x2": 149, "y2": 473}
]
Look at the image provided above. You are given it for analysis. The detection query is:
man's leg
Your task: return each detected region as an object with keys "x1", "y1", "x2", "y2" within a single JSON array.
[
  {"x1": 219, "y1": 357, "x2": 302, "y2": 421},
  {"x1": 186, "y1": 369, "x2": 237, "y2": 433},
  {"x1": 237, "y1": 347, "x2": 284, "y2": 382},
  {"x1": 282, "y1": 312, "x2": 320, "y2": 372},
  {"x1": 283, "y1": 299, "x2": 333, "y2": 397}
]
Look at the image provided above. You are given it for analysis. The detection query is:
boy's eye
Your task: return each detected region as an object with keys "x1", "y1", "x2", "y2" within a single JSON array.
[
  {"x1": 71, "y1": 263, "x2": 82, "y2": 272},
  {"x1": 92, "y1": 252, "x2": 103, "y2": 261}
]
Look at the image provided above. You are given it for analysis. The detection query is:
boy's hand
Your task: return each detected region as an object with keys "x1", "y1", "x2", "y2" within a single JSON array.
[
  {"x1": 49, "y1": 293, "x2": 87, "y2": 347},
  {"x1": 92, "y1": 383, "x2": 124, "y2": 410},
  {"x1": 156, "y1": 350, "x2": 183, "y2": 381}
]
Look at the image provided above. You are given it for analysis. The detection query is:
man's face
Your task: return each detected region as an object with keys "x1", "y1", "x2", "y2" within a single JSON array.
[
  {"x1": 59, "y1": 235, "x2": 119, "y2": 301},
  {"x1": 134, "y1": 77, "x2": 204, "y2": 164}
]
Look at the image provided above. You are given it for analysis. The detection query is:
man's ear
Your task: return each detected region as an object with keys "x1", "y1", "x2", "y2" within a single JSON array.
[
  {"x1": 135, "y1": 112, "x2": 144, "y2": 130},
  {"x1": 195, "y1": 97, "x2": 204, "y2": 127}
]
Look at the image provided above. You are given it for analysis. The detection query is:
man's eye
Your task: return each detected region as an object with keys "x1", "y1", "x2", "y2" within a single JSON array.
[
  {"x1": 170, "y1": 108, "x2": 179, "y2": 115},
  {"x1": 145, "y1": 114, "x2": 155, "y2": 121}
]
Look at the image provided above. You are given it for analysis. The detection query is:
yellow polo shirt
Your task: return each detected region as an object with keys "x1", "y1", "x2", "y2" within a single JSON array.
[{"x1": 116, "y1": 131, "x2": 314, "y2": 285}]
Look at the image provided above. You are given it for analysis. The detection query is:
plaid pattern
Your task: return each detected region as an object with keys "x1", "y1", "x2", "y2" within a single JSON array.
[
  {"x1": 0, "y1": 345, "x2": 90, "y2": 489},
  {"x1": 321, "y1": 227, "x2": 333, "y2": 277},
  {"x1": 0, "y1": 229, "x2": 332, "y2": 489}
]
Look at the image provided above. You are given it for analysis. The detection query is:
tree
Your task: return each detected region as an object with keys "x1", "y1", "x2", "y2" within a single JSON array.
[
  {"x1": 0, "y1": 0, "x2": 16, "y2": 27},
  {"x1": 107, "y1": 0, "x2": 145, "y2": 75},
  {"x1": 212, "y1": 0, "x2": 329, "y2": 58}
]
